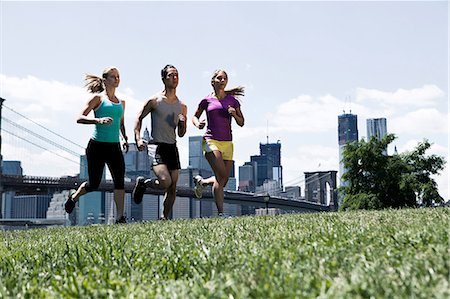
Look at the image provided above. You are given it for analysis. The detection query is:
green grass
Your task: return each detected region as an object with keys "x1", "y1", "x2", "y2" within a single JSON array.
[{"x1": 0, "y1": 208, "x2": 449, "y2": 298}]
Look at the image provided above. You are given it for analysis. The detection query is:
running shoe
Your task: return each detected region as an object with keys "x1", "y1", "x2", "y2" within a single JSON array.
[
  {"x1": 193, "y1": 175, "x2": 204, "y2": 199},
  {"x1": 64, "y1": 189, "x2": 76, "y2": 214},
  {"x1": 132, "y1": 176, "x2": 146, "y2": 204},
  {"x1": 115, "y1": 216, "x2": 127, "y2": 224}
]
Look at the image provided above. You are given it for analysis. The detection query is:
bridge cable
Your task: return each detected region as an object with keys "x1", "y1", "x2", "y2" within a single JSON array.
[
  {"x1": 3, "y1": 117, "x2": 81, "y2": 157},
  {"x1": 1, "y1": 128, "x2": 80, "y2": 164},
  {"x1": 2, "y1": 117, "x2": 140, "y2": 175},
  {"x1": 3, "y1": 104, "x2": 84, "y2": 150}
]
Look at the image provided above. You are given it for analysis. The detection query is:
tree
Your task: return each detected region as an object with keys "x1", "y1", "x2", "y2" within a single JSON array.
[
  {"x1": 339, "y1": 134, "x2": 446, "y2": 210},
  {"x1": 401, "y1": 140, "x2": 446, "y2": 206}
]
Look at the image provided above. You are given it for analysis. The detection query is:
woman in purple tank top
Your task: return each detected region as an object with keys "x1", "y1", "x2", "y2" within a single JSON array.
[{"x1": 192, "y1": 69, "x2": 245, "y2": 216}]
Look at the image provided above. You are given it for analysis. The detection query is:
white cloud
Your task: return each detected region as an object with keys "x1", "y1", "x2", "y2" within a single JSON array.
[
  {"x1": 264, "y1": 94, "x2": 378, "y2": 134},
  {"x1": 233, "y1": 126, "x2": 267, "y2": 142},
  {"x1": 390, "y1": 108, "x2": 449, "y2": 135},
  {"x1": 0, "y1": 74, "x2": 86, "y2": 113},
  {"x1": 268, "y1": 94, "x2": 339, "y2": 133},
  {"x1": 396, "y1": 138, "x2": 448, "y2": 157},
  {"x1": 282, "y1": 144, "x2": 339, "y2": 189},
  {"x1": 355, "y1": 85, "x2": 445, "y2": 107}
]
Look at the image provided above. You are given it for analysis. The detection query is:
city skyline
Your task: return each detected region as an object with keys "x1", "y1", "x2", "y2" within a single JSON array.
[{"x1": 1, "y1": 1, "x2": 448, "y2": 200}]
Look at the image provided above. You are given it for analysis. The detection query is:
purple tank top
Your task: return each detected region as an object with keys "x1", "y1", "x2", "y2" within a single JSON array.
[{"x1": 199, "y1": 94, "x2": 240, "y2": 141}]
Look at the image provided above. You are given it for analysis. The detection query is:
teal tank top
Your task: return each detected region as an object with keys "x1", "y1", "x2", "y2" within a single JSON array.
[{"x1": 92, "y1": 98, "x2": 123, "y2": 143}]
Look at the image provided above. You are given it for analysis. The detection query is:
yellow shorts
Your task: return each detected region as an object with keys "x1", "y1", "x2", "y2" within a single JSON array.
[{"x1": 202, "y1": 139, "x2": 234, "y2": 161}]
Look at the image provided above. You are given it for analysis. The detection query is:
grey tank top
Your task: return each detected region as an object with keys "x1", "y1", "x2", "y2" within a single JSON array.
[{"x1": 150, "y1": 96, "x2": 182, "y2": 144}]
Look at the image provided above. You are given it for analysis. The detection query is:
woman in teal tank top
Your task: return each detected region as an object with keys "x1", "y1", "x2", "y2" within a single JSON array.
[{"x1": 64, "y1": 67, "x2": 129, "y2": 224}]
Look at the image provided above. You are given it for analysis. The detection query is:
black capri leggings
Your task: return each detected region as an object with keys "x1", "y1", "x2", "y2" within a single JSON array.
[{"x1": 85, "y1": 139, "x2": 125, "y2": 191}]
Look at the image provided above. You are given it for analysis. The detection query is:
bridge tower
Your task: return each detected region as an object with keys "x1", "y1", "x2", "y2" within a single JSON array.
[{"x1": 304, "y1": 171, "x2": 338, "y2": 210}]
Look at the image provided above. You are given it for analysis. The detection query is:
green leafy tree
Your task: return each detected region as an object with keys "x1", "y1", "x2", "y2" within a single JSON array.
[
  {"x1": 339, "y1": 134, "x2": 446, "y2": 210},
  {"x1": 401, "y1": 140, "x2": 446, "y2": 206}
]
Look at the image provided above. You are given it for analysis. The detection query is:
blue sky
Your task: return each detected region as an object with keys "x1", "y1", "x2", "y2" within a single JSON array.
[{"x1": 1, "y1": 1, "x2": 448, "y2": 200}]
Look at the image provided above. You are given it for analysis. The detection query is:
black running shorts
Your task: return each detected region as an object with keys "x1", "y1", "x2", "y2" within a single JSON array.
[{"x1": 148, "y1": 142, "x2": 181, "y2": 171}]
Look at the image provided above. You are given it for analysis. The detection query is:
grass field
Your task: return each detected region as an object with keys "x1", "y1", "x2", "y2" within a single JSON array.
[{"x1": 0, "y1": 208, "x2": 449, "y2": 298}]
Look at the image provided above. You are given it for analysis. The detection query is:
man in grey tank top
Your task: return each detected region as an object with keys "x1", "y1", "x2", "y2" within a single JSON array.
[{"x1": 132, "y1": 65, "x2": 187, "y2": 220}]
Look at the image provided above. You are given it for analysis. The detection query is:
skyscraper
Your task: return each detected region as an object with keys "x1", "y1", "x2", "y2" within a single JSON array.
[
  {"x1": 250, "y1": 154, "x2": 271, "y2": 187},
  {"x1": 260, "y1": 141, "x2": 282, "y2": 189},
  {"x1": 367, "y1": 118, "x2": 387, "y2": 155},
  {"x1": 238, "y1": 162, "x2": 257, "y2": 192},
  {"x1": 1, "y1": 161, "x2": 22, "y2": 218},
  {"x1": 240, "y1": 141, "x2": 283, "y2": 193},
  {"x1": 367, "y1": 118, "x2": 387, "y2": 140},
  {"x1": 338, "y1": 113, "x2": 358, "y2": 186},
  {"x1": 188, "y1": 136, "x2": 212, "y2": 173},
  {"x1": 11, "y1": 195, "x2": 52, "y2": 218}
]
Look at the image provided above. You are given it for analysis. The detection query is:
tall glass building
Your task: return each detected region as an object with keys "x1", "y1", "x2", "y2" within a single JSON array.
[
  {"x1": 367, "y1": 118, "x2": 387, "y2": 155},
  {"x1": 260, "y1": 142, "x2": 283, "y2": 189},
  {"x1": 1, "y1": 161, "x2": 22, "y2": 218},
  {"x1": 338, "y1": 113, "x2": 358, "y2": 187}
]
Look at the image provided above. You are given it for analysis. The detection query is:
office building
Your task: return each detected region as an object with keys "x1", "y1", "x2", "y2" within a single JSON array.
[
  {"x1": 241, "y1": 141, "x2": 283, "y2": 192},
  {"x1": 11, "y1": 194, "x2": 52, "y2": 219},
  {"x1": 260, "y1": 142, "x2": 282, "y2": 189},
  {"x1": 1, "y1": 161, "x2": 23, "y2": 219},
  {"x1": 250, "y1": 155, "x2": 271, "y2": 187},
  {"x1": 238, "y1": 162, "x2": 257, "y2": 192},
  {"x1": 338, "y1": 113, "x2": 358, "y2": 187},
  {"x1": 367, "y1": 118, "x2": 387, "y2": 155}
]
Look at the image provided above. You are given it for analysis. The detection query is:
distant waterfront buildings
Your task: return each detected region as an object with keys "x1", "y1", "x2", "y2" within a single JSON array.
[
  {"x1": 239, "y1": 141, "x2": 283, "y2": 195},
  {"x1": 11, "y1": 194, "x2": 52, "y2": 219},
  {"x1": 1, "y1": 161, "x2": 55, "y2": 219}
]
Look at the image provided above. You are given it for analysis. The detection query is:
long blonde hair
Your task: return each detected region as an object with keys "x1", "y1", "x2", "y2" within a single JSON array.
[
  {"x1": 84, "y1": 66, "x2": 118, "y2": 94},
  {"x1": 211, "y1": 69, "x2": 245, "y2": 98}
]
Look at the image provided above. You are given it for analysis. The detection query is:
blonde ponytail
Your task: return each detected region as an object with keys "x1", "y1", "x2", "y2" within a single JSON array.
[
  {"x1": 84, "y1": 66, "x2": 118, "y2": 94},
  {"x1": 84, "y1": 74, "x2": 104, "y2": 93}
]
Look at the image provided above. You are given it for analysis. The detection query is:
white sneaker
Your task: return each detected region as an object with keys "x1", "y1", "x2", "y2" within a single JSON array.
[{"x1": 193, "y1": 175, "x2": 204, "y2": 199}]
